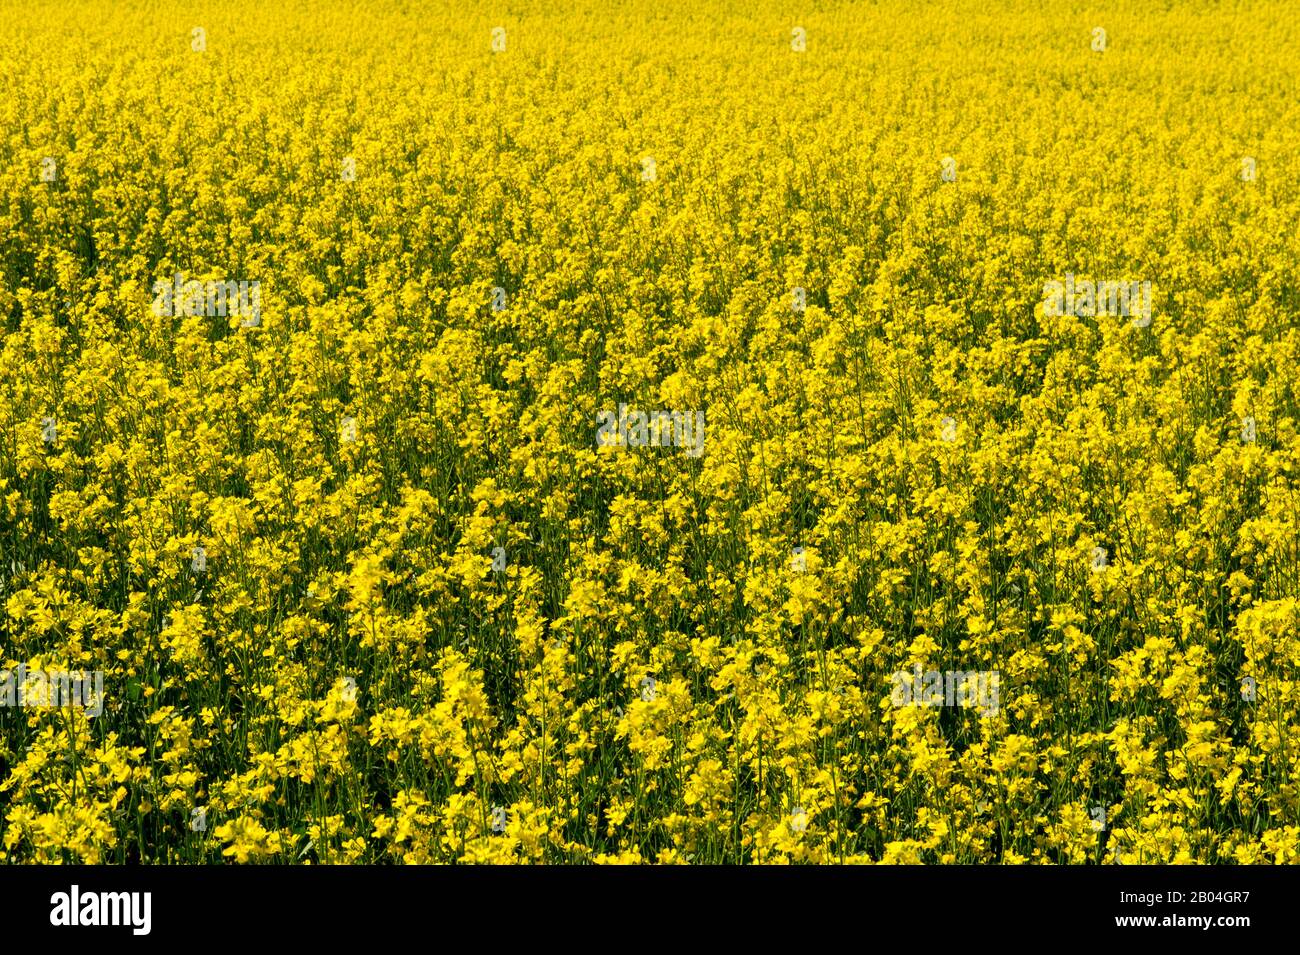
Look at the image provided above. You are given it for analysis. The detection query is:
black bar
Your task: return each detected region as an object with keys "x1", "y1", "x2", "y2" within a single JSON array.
[{"x1": 1, "y1": 864, "x2": 1291, "y2": 943}]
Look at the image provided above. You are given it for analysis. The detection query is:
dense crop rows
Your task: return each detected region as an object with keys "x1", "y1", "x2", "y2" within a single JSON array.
[{"x1": 1, "y1": 1, "x2": 1299, "y2": 863}]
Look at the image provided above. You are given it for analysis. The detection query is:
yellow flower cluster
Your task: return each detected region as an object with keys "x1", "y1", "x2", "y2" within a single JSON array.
[{"x1": 1, "y1": 0, "x2": 1298, "y2": 864}]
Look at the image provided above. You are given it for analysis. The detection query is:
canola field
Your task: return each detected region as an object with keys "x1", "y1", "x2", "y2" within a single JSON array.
[{"x1": 1, "y1": 0, "x2": 1299, "y2": 864}]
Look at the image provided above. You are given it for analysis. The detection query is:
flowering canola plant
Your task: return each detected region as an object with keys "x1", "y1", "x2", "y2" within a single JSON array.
[{"x1": 1, "y1": 0, "x2": 1298, "y2": 864}]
